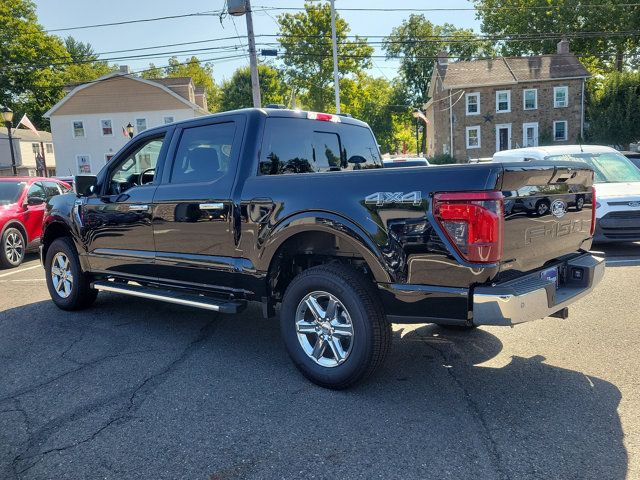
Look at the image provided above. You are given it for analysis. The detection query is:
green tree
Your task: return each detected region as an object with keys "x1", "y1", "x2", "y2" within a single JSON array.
[
  {"x1": 586, "y1": 71, "x2": 640, "y2": 147},
  {"x1": 383, "y1": 15, "x2": 494, "y2": 107},
  {"x1": 62, "y1": 36, "x2": 113, "y2": 85},
  {"x1": 277, "y1": 2, "x2": 373, "y2": 112},
  {"x1": 219, "y1": 65, "x2": 287, "y2": 111},
  {"x1": 142, "y1": 56, "x2": 220, "y2": 111},
  {"x1": 474, "y1": 0, "x2": 640, "y2": 71},
  {"x1": 0, "y1": 0, "x2": 71, "y2": 127}
]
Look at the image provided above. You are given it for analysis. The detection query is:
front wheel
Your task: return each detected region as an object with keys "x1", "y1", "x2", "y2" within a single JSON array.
[
  {"x1": 0, "y1": 227, "x2": 26, "y2": 268},
  {"x1": 45, "y1": 237, "x2": 98, "y2": 310},
  {"x1": 280, "y1": 264, "x2": 391, "y2": 389}
]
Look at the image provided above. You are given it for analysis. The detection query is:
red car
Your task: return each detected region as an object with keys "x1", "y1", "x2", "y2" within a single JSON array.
[{"x1": 0, "y1": 177, "x2": 71, "y2": 268}]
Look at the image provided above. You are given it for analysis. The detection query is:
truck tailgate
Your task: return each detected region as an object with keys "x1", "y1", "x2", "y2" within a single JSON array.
[{"x1": 500, "y1": 162, "x2": 594, "y2": 273}]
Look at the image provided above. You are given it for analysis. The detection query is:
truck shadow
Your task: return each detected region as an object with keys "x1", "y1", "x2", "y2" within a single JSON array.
[
  {"x1": 0, "y1": 299, "x2": 627, "y2": 480},
  {"x1": 384, "y1": 324, "x2": 626, "y2": 479}
]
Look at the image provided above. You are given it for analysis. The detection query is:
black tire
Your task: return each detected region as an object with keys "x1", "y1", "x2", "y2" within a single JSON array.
[
  {"x1": 45, "y1": 237, "x2": 98, "y2": 310},
  {"x1": 280, "y1": 264, "x2": 391, "y2": 389},
  {"x1": 536, "y1": 200, "x2": 550, "y2": 216},
  {"x1": 575, "y1": 196, "x2": 585, "y2": 211},
  {"x1": 0, "y1": 227, "x2": 26, "y2": 268}
]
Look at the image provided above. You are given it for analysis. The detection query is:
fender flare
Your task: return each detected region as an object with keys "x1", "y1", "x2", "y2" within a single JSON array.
[{"x1": 257, "y1": 211, "x2": 392, "y2": 283}]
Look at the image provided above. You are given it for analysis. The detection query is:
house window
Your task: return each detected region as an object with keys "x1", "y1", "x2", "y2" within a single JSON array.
[
  {"x1": 136, "y1": 118, "x2": 147, "y2": 133},
  {"x1": 466, "y1": 126, "x2": 481, "y2": 149},
  {"x1": 465, "y1": 93, "x2": 480, "y2": 116},
  {"x1": 76, "y1": 154, "x2": 91, "y2": 174},
  {"x1": 554, "y1": 86, "x2": 568, "y2": 108},
  {"x1": 32, "y1": 143, "x2": 40, "y2": 154},
  {"x1": 496, "y1": 90, "x2": 511, "y2": 113},
  {"x1": 100, "y1": 119, "x2": 113, "y2": 136},
  {"x1": 522, "y1": 122, "x2": 539, "y2": 147},
  {"x1": 523, "y1": 89, "x2": 537, "y2": 110},
  {"x1": 45, "y1": 143, "x2": 53, "y2": 154},
  {"x1": 163, "y1": 116, "x2": 175, "y2": 124},
  {"x1": 554, "y1": 121, "x2": 568, "y2": 141},
  {"x1": 72, "y1": 121, "x2": 85, "y2": 138}
]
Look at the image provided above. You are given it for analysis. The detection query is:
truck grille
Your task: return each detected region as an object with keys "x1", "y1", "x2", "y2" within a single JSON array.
[{"x1": 605, "y1": 210, "x2": 640, "y2": 219}]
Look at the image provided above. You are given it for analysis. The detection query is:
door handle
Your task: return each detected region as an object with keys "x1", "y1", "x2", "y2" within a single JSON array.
[
  {"x1": 129, "y1": 204, "x2": 149, "y2": 212},
  {"x1": 199, "y1": 203, "x2": 225, "y2": 211}
]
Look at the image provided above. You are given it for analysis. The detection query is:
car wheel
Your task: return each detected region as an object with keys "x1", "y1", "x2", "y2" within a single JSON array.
[
  {"x1": 536, "y1": 200, "x2": 550, "y2": 216},
  {"x1": 0, "y1": 227, "x2": 26, "y2": 268},
  {"x1": 576, "y1": 196, "x2": 585, "y2": 211},
  {"x1": 45, "y1": 237, "x2": 98, "y2": 310},
  {"x1": 280, "y1": 264, "x2": 391, "y2": 389}
]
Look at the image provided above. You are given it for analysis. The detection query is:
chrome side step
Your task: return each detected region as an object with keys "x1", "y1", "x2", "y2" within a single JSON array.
[{"x1": 91, "y1": 281, "x2": 245, "y2": 314}]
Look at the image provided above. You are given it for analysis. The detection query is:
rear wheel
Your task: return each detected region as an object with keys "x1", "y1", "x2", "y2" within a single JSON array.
[
  {"x1": 0, "y1": 227, "x2": 26, "y2": 268},
  {"x1": 280, "y1": 264, "x2": 391, "y2": 389},
  {"x1": 575, "y1": 196, "x2": 585, "y2": 211},
  {"x1": 45, "y1": 237, "x2": 98, "y2": 310}
]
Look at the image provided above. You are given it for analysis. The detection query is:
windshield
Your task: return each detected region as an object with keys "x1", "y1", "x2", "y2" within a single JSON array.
[
  {"x1": 547, "y1": 152, "x2": 640, "y2": 183},
  {"x1": 0, "y1": 182, "x2": 25, "y2": 205}
]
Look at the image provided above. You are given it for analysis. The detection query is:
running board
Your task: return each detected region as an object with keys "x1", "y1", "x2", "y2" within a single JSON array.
[{"x1": 91, "y1": 281, "x2": 245, "y2": 314}]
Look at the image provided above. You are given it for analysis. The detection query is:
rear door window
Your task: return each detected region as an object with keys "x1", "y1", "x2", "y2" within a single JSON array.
[
  {"x1": 259, "y1": 118, "x2": 381, "y2": 175},
  {"x1": 42, "y1": 181, "x2": 62, "y2": 199}
]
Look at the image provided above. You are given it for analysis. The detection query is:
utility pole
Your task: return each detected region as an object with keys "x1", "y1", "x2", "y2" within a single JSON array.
[
  {"x1": 245, "y1": 0, "x2": 261, "y2": 108},
  {"x1": 330, "y1": 0, "x2": 340, "y2": 113}
]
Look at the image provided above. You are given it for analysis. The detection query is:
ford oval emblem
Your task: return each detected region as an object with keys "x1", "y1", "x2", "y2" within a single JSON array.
[
  {"x1": 551, "y1": 200, "x2": 567, "y2": 218},
  {"x1": 628, "y1": 201, "x2": 640, "y2": 208}
]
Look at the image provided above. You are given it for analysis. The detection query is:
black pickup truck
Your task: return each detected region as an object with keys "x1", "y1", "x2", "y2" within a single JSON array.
[{"x1": 41, "y1": 108, "x2": 604, "y2": 388}]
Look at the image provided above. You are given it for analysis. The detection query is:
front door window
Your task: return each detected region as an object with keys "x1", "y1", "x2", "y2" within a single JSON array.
[{"x1": 107, "y1": 137, "x2": 165, "y2": 195}]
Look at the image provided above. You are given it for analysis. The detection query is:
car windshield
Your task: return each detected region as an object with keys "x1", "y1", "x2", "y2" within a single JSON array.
[
  {"x1": 0, "y1": 182, "x2": 25, "y2": 205},
  {"x1": 547, "y1": 152, "x2": 640, "y2": 183}
]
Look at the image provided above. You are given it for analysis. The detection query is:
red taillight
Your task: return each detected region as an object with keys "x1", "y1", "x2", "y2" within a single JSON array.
[
  {"x1": 590, "y1": 186, "x2": 597, "y2": 236},
  {"x1": 433, "y1": 191, "x2": 504, "y2": 264},
  {"x1": 307, "y1": 111, "x2": 341, "y2": 123}
]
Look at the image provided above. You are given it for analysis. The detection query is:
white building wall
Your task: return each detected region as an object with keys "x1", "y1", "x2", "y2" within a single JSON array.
[{"x1": 50, "y1": 108, "x2": 199, "y2": 176}]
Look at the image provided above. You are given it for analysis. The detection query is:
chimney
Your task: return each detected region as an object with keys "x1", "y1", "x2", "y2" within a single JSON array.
[
  {"x1": 119, "y1": 65, "x2": 131, "y2": 74},
  {"x1": 437, "y1": 50, "x2": 448, "y2": 66},
  {"x1": 557, "y1": 38, "x2": 570, "y2": 54}
]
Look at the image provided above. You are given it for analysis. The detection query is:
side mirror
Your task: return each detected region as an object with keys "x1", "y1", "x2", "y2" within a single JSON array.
[
  {"x1": 27, "y1": 196, "x2": 45, "y2": 206},
  {"x1": 74, "y1": 175, "x2": 97, "y2": 196}
]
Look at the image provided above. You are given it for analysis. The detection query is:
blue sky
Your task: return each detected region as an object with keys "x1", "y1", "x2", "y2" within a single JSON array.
[{"x1": 34, "y1": 0, "x2": 480, "y2": 82}]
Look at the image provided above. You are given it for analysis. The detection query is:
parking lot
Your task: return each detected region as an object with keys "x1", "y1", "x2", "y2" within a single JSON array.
[{"x1": 1, "y1": 245, "x2": 639, "y2": 480}]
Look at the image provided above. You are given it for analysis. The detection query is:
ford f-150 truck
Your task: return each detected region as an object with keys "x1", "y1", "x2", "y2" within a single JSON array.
[{"x1": 40, "y1": 108, "x2": 604, "y2": 388}]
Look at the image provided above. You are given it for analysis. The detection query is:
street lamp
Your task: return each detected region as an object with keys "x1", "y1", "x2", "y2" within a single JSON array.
[
  {"x1": 1, "y1": 107, "x2": 17, "y2": 176},
  {"x1": 126, "y1": 122, "x2": 134, "y2": 138}
]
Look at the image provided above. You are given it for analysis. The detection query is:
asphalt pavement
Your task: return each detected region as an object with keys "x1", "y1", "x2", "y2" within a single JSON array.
[{"x1": 1, "y1": 244, "x2": 639, "y2": 480}]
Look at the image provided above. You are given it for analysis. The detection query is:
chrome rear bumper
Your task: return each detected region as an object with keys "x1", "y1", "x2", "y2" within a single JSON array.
[{"x1": 473, "y1": 253, "x2": 605, "y2": 326}]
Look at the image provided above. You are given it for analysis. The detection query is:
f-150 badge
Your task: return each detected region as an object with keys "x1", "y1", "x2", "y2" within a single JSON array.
[{"x1": 364, "y1": 191, "x2": 422, "y2": 206}]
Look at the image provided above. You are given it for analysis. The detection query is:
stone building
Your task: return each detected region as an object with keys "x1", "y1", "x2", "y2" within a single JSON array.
[{"x1": 425, "y1": 40, "x2": 590, "y2": 161}]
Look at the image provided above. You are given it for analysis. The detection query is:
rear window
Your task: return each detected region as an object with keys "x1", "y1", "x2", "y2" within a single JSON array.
[{"x1": 259, "y1": 118, "x2": 381, "y2": 175}]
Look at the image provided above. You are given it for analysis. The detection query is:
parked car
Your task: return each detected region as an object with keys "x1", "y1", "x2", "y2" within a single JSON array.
[
  {"x1": 40, "y1": 109, "x2": 603, "y2": 388},
  {"x1": 0, "y1": 177, "x2": 70, "y2": 268},
  {"x1": 382, "y1": 157, "x2": 430, "y2": 168},
  {"x1": 493, "y1": 145, "x2": 640, "y2": 243}
]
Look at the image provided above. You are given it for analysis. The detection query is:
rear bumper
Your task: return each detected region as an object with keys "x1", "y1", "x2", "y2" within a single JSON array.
[{"x1": 472, "y1": 253, "x2": 605, "y2": 326}]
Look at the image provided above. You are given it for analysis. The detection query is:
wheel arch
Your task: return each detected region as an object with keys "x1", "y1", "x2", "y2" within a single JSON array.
[
  {"x1": 1, "y1": 220, "x2": 28, "y2": 244},
  {"x1": 261, "y1": 212, "x2": 391, "y2": 307}
]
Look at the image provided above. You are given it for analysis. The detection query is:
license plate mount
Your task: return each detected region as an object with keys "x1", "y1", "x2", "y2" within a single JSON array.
[{"x1": 540, "y1": 266, "x2": 559, "y2": 289}]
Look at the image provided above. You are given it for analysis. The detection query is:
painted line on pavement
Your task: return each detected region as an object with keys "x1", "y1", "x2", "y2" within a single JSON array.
[{"x1": 0, "y1": 264, "x2": 42, "y2": 278}]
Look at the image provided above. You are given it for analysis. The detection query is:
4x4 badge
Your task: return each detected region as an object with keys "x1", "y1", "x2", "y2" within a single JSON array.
[{"x1": 365, "y1": 191, "x2": 422, "y2": 206}]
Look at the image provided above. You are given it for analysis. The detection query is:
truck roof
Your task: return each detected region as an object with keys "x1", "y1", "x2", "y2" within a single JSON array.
[
  {"x1": 492, "y1": 145, "x2": 618, "y2": 162},
  {"x1": 142, "y1": 108, "x2": 370, "y2": 137}
]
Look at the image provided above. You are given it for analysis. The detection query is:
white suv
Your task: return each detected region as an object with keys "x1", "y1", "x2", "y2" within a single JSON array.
[{"x1": 493, "y1": 145, "x2": 640, "y2": 243}]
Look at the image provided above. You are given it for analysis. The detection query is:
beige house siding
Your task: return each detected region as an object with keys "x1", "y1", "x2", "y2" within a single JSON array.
[{"x1": 53, "y1": 76, "x2": 192, "y2": 115}]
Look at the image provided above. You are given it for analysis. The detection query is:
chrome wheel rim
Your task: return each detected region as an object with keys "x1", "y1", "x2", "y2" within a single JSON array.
[
  {"x1": 5, "y1": 231, "x2": 24, "y2": 265},
  {"x1": 51, "y1": 252, "x2": 73, "y2": 298},
  {"x1": 538, "y1": 203, "x2": 549, "y2": 215},
  {"x1": 295, "y1": 291, "x2": 354, "y2": 368},
  {"x1": 577, "y1": 198, "x2": 584, "y2": 209}
]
